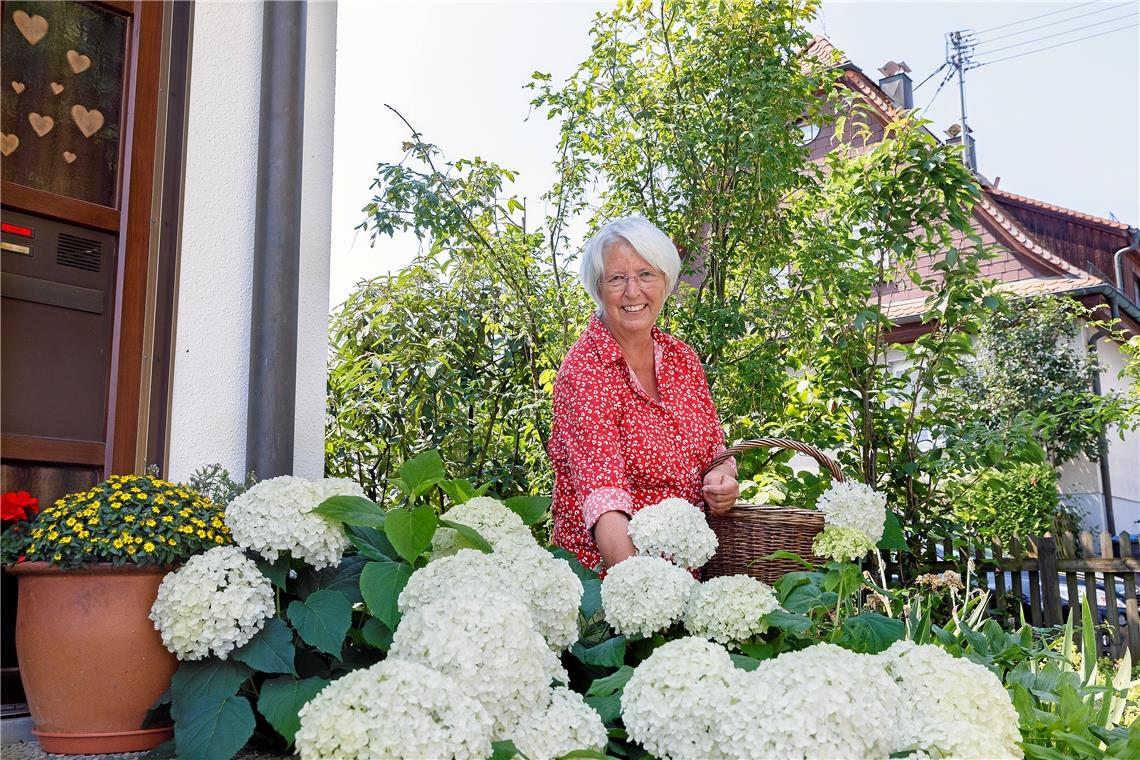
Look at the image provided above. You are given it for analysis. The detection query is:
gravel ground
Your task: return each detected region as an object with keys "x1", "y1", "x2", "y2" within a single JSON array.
[{"x1": 1, "y1": 742, "x2": 290, "y2": 760}]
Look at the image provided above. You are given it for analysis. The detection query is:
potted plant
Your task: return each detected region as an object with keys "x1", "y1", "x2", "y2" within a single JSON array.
[{"x1": 3, "y1": 474, "x2": 232, "y2": 754}]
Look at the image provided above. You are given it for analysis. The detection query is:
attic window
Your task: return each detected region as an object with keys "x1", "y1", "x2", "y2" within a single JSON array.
[{"x1": 799, "y1": 122, "x2": 821, "y2": 144}]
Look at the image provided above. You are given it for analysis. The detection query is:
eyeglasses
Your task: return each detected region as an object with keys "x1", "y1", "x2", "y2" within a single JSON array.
[{"x1": 601, "y1": 270, "x2": 661, "y2": 290}]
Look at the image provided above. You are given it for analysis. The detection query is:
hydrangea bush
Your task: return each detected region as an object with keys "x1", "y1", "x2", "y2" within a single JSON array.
[
  {"x1": 600, "y1": 555, "x2": 696, "y2": 637},
  {"x1": 627, "y1": 497, "x2": 718, "y2": 569},
  {"x1": 683, "y1": 575, "x2": 780, "y2": 646}
]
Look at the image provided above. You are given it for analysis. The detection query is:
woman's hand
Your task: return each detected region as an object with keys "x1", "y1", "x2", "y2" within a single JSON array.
[
  {"x1": 702, "y1": 467, "x2": 739, "y2": 516},
  {"x1": 593, "y1": 511, "x2": 636, "y2": 569}
]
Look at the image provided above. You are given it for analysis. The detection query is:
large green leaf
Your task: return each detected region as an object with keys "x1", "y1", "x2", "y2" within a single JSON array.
[
  {"x1": 286, "y1": 590, "x2": 352, "y2": 659},
  {"x1": 584, "y1": 692, "x2": 622, "y2": 723},
  {"x1": 346, "y1": 525, "x2": 398, "y2": 562},
  {"x1": 173, "y1": 695, "x2": 255, "y2": 760},
  {"x1": 437, "y1": 518, "x2": 493, "y2": 553},
  {"x1": 571, "y1": 636, "x2": 627, "y2": 668},
  {"x1": 439, "y1": 478, "x2": 489, "y2": 504},
  {"x1": 359, "y1": 558, "x2": 414, "y2": 630},
  {"x1": 877, "y1": 511, "x2": 907, "y2": 550},
  {"x1": 397, "y1": 449, "x2": 447, "y2": 496},
  {"x1": 312, "y1": 495, "x2": 386, "y2": 528},
  {"x1": 384, "y1": 505, "x2": 438, "y2": 563},
  {"x1": 255, "y1": 554, "x2": 291, "y2": 590},
  {"x1": 361, "y1": 618, "x2": 394, "y2": 650},
  {"x1": 170, "y1": 659, "x2": 252, "y2": 721},
  {"x1": 730, "y1": 654, "x2": 763, "y2": 671},
  {"x1": 488, "y1": 740, "x2": 521, "y2": 760},
  {"x1": 503, "y1": 495, "x2": 551, "y2": 525},
  {"x1": 294, "y1": 554, "x2": 368, "y2": 603},
  {"x1": 232, "y1": 617, "x2": 295, "y2": 675},
  {"x1": 837, "y1": 612, "x2": 905, "y2": 654},
  {"x1": 763, "y1": 609, "x2": 813, "y2": 635},
  {"x1": 586, "y1": 666, "x2": 634, "y2": 697},
  {"x1": 580, "y1": 577, "x2": 602, "y2": 617},
  {"x1": 257, "y1": 675, "x2": 328, "y2": 745}
]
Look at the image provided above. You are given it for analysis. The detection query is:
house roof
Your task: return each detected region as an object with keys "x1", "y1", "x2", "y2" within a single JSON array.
[
  {"x1": 882, "y1": 272, "x2": 1107, "y2": 321},
  {"x1": 986, "y1": 186, "x2": 1132, "y2": 233}
]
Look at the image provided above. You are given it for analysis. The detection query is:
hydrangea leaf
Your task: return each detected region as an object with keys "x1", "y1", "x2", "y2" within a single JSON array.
[
  {"x1": 437, "y1": 518, "x2": 493, "y2": 553},
  {"x1": 359, "y1": 558, "x2": 414, "y2": 629},
  {"x1": 586, "y1": 665, "x2": 634, "y2": 698},
  {"x1": 729, "y1": 653, "x2": 763, "y2": 671},
  {"x1": 571, "y1": 635, "x2": 627, "y2": 668},
  {"x1": 549, "y1": 547, "x2": 600, "y2": 582},
  {"x1": 836, "y1": 612, "x2": 905, "y2": 654},
  {"x1": 439, "y1": 478, "x2": 489, "y2": 504},
  {"x1": 173, "y1": 694, "x2": 255, "y2": 760},
  {"x1": 503, "y1": 495, "x2": 551, "y2": 525},
  {"x1": 559, "y1": 750, "x2": 614, "y2": 759},
  {"x1": 231, "y1": 617, "x2": 296, "y2": 675},
  {"x1": 295, "y1": 554, "x2": 368, "y2": 603},
  {"x1": 763, "y1": 609, "x2": 813, "y2": 635},
  {"x1": 583, "y1": 692, "x2": 622, "y2": 724},
  {"x1": 255, "y1": 553, "x2": 291, "y2": 590},
  {"x1": 580, "y1": 577, "x2": 603, "y2": 617},
  {"x1": 257, "y1": 675, "x2": 328, "y2": 745},
  {"x1": 488, "y1": 740, "x2": 521, "y2": 760},
  {"x1": 397, "y1": 449, "x2": 447, "y2": 496},
  {"x1": 286, "y1": 590, "x2": 352, "y2": 659},
  {"x1": 170, "y1": 659, "x2": 252, "y2": 720},
  {"x1": 345, "y1": 525, "x2": 398, "y2": 562},
  {"x1": 312, "y1": 495, "x2": 386, "y2": 528},
  {"x1": 384, "y1": 505, "x2": 438, "y2": 563},
  {"x1": 361, "y1": 618, "x2": 394, "y2": 650},
  {"x1": 877, "y1": 511, "x2": 907, "y2": 550}
]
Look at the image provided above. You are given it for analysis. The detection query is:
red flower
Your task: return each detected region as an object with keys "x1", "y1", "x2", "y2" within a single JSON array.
[{"x1": 1, "y1": 491, "x2": 38, "y2": 523}]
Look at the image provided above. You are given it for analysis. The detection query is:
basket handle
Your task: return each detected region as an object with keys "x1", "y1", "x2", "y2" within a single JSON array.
[{"x1": 702, "y1": 437, "x2": 845, "y2": 482}]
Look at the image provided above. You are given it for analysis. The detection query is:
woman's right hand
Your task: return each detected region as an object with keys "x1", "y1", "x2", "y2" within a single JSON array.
[{"x1": 593, "y1": 511, "x2": 636, "y2": 569}]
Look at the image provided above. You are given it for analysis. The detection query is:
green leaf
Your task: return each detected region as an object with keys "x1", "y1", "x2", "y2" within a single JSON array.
[
  {"x1": 255, "y1": 554, "x2": 291, "y2": 590},
  {"x1": 346, "y1": 525, "x2": 398, "y2": 562},
  {"x1": 232, "y1": 617, "x2": 295, "y2": 675},
  {"x1": 384, "y1": 505, "x2": 438, "y2": 563},
  {"x1": 173, "y1": 695, "x2": 254, "y2": 760},
  {"x1": 286, "y1": 590, "x2": 352, "y2": 659},
  {"x1": 837, "y1": 612, "x2": 905, "y2": 654},
  {"x1": 170, "y1": 659, "x2": 252, "y2": 721},
  {"x1": 504, "y1": 495, "x2": 551, "y2": 525},
  {"x1": 550, "y1": 547, "x2": 600, "y2": 582},
  {"x1": 294, "y1": 554, "x2": 368, "y2": 604},
  {"x1": 730, "y1": 654, "x2": 763, "y2": 671},
  {"x1": 489, "y1": 740, "x2": 522, "y2": 760},
  {"x1": 360, "y1": 558, "x2": 414, "y2": 630},
  {"x1": 312, "y1": 495, "x2": 386, "y2": 528},
  {"x1": 439, "y1": 478, "x2": 488, "y2": 504},
  {"x1": 580, "y1": 578, "x2": 602, "y2": 617},
  {"x1": 397, "y1": 449, "x2": 447, "y2": 496},
  {"x1": 764, "y1": 609, "x2": 813, "y2": 635},
  {"x1": 437, "y1": 518, "x2": 493, "y2": 553},
  {"x1": 571, "y1": 636, "x2": 627, "y2": 667},
  {"x1": 256, "y1": 676, "x2": 328, "y2": 745},
  {"x1": 584, "y1": 692, "x2": 622, "y2": 724},
  {"x1": 586, "y1": 666, "x2": 635, "y2": 697},
  {"x1": 877, "y1": 511, "x2": 907, "y2": 550},
  {"x1": 559, "y1": 750, "x2": 617, "y2": 759},
  {"x1": 759, "y1": 550, "x2": 812, "y2": 569},
  {"x1": 361, "y1": 618, "x2": 394, "y2": 650}
]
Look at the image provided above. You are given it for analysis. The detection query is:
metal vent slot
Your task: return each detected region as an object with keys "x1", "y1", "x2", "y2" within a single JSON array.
[{"x1": 57, "y1": 233, "x2": 101, "y2": 272}]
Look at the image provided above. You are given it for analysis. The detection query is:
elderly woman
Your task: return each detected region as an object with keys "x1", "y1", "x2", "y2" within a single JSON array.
[{"x1": 548, "y1": 216, "x2": 739, "y2": 571}]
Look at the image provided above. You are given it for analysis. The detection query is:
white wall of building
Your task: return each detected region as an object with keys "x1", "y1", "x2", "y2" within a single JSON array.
[{"x1": 167, "y1": 2, "x2": 336, "y2": 482}]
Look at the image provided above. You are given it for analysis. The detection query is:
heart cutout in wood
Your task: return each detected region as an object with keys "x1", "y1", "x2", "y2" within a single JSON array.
[
  {"x1": 13, "y1": 10, "x2": 48, "y2": 45},
  {"x1": 67, "y1": 50, "x2": 91, "y2": 74},
  {"x1": 63, "y1": 151, "x2": 77, "y2": 163},
  {"x1": 50, "y1": 82, "x2": 64, "y2": 95},
  {"x1": 0, "y1": 132, "x2": 19, "y2": 157},
  {"x1": 71, "y1": 105, "x2": 104, "y2": 138},
  {"x1": 11, "y1": 81, "x2": 26, "y2": 94},
  {"x1": 28, "y1": 112, "x2": 54, "y2": 137}
]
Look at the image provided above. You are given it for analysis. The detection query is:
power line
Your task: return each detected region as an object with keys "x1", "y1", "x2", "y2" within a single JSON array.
[
  {"x1": 973, "y1": 2, "x2": 1132, "y2": 44},
  {"x1": 974, "y1": 22, "x2": 1138, "y2": 67},
  {"x1": 973, "y1": 11, "x2": 1139, "y2": 57},
  {"x1": 913, "y1": 62, "x2": 949, "y2": 91},
  {"x1": 922, "y1": 68, "x2": 956, "y2": 112},
  {"x1": 974, "y1": 0, "x2": 1098, "y2": 35}
]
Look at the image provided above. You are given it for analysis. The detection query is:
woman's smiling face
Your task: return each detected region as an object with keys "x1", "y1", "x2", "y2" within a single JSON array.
[{"x1": 599, "y1": 239, "x2": 666, "y2": 342}]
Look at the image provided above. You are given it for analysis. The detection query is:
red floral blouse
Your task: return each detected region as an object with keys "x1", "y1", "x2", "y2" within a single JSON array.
[{"x1": 548, "y1": 314, "x2": 731, "y2": 571}]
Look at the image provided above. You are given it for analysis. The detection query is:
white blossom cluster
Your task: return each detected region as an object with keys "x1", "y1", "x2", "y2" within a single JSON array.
[
  {"x1": 396, "y1": 549, "x2": 512, "y2": 615},
  {"x1": 620, "y1": 638, "x2": 1023, "y2": 760},
  {"x1": 224, "y1": 475, "x2": 364, "y2": 569},
  {"x1": 879, "y1": 640, "x2": 1022, "y2": 759},
  {"x1": 816, "y1": 480, "x2": 887, "y2": 542},
  {"x1": 627, "y1": 498, "x2": 718, "y2": 569},
  {"x1": 148, "y1": 546, "x2": 274, "y2": 660},
  {"x1": 601, "y1": 556, "x2": 696, "y2": 637},
  {"x1": 511, "y1": 687, "x2": 609, "y2": 760},
  {"x1": 683, "y1": 575, "x2": 780, "y2": 647},
  {"x1": 812, "y1": 525, "x2": 879, "y2": 562},
  {"x1": 430, "y1": 495, "x2": 532, "y2": 556},
  {"x1": 294, "y1": 659, "x2": 493, "y2": 760},
  {"x1": 495, "y1": 538, "x2": 585, "y2": 650}
]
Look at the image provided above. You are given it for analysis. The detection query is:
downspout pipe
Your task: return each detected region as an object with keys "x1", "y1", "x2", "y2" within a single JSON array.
[
  {"x1": 1113, "y1": 227, "x2": 1140, "y2": 297},
  {"x1": 246, "y1": 1, "x2": 307, "y2": 478}
]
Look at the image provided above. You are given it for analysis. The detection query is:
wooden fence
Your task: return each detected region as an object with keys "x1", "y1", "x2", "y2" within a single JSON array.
[{"x1": 883, "y1": 532, "x2": 1140, "y2": 659}]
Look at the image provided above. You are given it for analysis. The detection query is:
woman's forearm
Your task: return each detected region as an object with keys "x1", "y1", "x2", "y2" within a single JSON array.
[{"x1": 592, "y1": 510, "x2": 636, "y2": 569}]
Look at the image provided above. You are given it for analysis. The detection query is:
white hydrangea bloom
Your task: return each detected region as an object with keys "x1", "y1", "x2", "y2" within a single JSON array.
[
  {"x1": 397, "y1": 549, "x2": 514, "y2": 614},
  {"x1": 816, "y1": 480, "x2": 887, "y2": 542},
  {"x1": 294, "y1": 659, "x2": 493, "y2": 760},
  {"x1": 628, "y1": 498, "x2": 718, "y2": 569},
  {"x1": 224, "y1": 475, "x2": 363, "y2": 569},
  {"x1": 683, "y1": 575, "x2": 780, "y2": 647},
  {"x1": 878, "y1": 640, "x2": 1023, "y2": 759},
  {"x1": 716, "y1": 643, "x2": 899, "y2": 759},
  {"x1": 494, "y1": 540, "x2": 583, "y2": 650},
  {"x1": 389, "y1": 588, "x2": 567, "y2": 739},
  {"x1": 510, "y1": 687, "x2": 608, "y2": 760},
  {"x1": 811, "y1": 525, "x2": 879, "y2": 562},
  {"x1": 149, "y1": 546, "x2": 274, "y2": 660},
  {"x1": 432, "y1": 496, "x2": 533, "y2": 556},
  {"x1": 621, "y1": 637, "x2": 739, "y2": 760},
  {"x1": 601, "y1": 556, "x2": 696, "y2": 638}
]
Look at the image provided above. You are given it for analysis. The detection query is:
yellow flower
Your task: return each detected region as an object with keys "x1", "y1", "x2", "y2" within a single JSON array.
[
  {"x1": 126, "y1": 545, "x2": 137, "y2": 555},
  {"x1": 143, "y1": 542, "x2": 155, "y2": 552},
  {"x1": 144, "y1": 519, "x2": 157, "y2": 528},
  {"x1": 112, "y1": 539, "x2": 124, "y2": 549},
  {"x1": 162, "y1": 516, "x2": 174, "y2": 523},
  {"x1": 214, "y1": 535, "x2": 225, "y2": 544},
  {"x1": 59, "y1": 535, "x2": 72, "y2": 544},
  {"x1": 197, "y1": 530, "x2": 206, "y2": 539},
  {"x1": 124, "y1": 515, "x2": 136, "y2": 523}
]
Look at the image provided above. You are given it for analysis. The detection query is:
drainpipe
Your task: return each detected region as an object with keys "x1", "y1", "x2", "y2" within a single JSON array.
[
  {"x1": 246, "y1": 1, "x2": 307, "y2": 478},
  {"x1": 1114, "y1": 227, "x2": 1140, "y2": 298}
]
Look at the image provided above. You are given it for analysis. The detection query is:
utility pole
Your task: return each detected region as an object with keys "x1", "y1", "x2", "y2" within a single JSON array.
[{"x1": 947, "y1": 30, "x2": 978, "y2": 171}]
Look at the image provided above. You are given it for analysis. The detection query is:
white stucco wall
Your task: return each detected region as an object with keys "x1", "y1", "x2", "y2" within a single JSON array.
[{"x1": 167, "y1": 2, "x2": 336, "y2": 482}]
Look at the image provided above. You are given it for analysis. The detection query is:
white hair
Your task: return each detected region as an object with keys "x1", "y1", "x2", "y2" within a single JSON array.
[{"x1": 579, "y1": 216, "x2": 681, "y2": 310}]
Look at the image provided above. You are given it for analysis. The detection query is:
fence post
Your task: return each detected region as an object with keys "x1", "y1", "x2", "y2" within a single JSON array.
[{"x1": 1038, "y1": 535, "x2": 1062, "y2": 626}]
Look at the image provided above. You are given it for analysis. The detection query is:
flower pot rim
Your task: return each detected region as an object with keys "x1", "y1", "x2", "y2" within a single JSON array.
[{"x1": 6, "y1": 560, "x2": 171, "y2": 577}]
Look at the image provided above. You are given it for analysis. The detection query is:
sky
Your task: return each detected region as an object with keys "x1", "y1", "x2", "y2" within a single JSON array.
[{"x1": 329, "y1": 0, "x2": 1140, "y2": 308}]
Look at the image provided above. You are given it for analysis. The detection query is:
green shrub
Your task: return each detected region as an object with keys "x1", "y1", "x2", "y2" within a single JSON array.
[{"x1": 954, "y1": 463, "x2": 1074, "y2": 539}]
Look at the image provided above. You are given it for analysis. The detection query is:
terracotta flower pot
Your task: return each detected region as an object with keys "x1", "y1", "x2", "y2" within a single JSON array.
[{"x1": 9, "y1": 561, "x2": 177, "y2": 754}]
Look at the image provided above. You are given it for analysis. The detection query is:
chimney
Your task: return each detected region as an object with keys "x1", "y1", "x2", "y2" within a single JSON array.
[
  {"x1": 878, "y1": 60, "x2": 913, "y2": 110},
  {"x1": 944, "y1": 123, "x2": 978, "y2": 171}
]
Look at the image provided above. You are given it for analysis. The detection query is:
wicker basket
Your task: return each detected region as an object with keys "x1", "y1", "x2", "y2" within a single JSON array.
[{"x1": 702, "y1": 437, "x2": 844, "y2": 584}]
